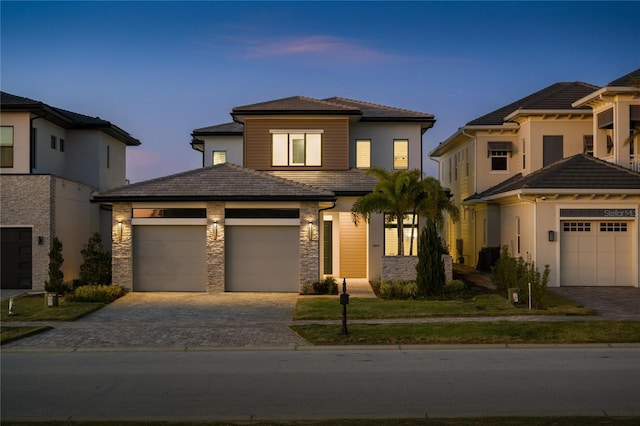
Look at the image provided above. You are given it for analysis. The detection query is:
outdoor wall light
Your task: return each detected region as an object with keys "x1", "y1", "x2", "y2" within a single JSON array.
[
  {"x1": 548, "y1": 230, "x2": 555, "y2": 242},
  {"x1": 308, "y1": 221, "x2": 313, "y2": 241},
  {"x1": 117, "y1": 220, "x2": 123, "y2": 242},
  {"x1": 213, "y1": 220, "x2": 218, "y2": 240},
  {"x1": 38, "y1": 236, "x2": 44, "y2": 246}
]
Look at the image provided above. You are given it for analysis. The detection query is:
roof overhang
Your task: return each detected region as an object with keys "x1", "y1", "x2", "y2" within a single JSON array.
[
  {"x1": 503, "y1": 109, "x2": 591, "y2": 122},
  {"x1": 430, "y1": 124, "x2": 518, "y2": 158},
  {"x1": 573, "y1": 87, "x2": 640, "y2": 108},
  {"x1": 93, "y1": 194, "x2": 337, "y2": 204},
  {"x1": 479, "y1": 187, "x2": 640, "y2": 202}
]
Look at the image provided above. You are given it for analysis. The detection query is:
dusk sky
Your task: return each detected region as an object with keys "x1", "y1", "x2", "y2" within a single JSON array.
[{"x1": 2, "y1": 1, "x2": 639, "y2": 183}]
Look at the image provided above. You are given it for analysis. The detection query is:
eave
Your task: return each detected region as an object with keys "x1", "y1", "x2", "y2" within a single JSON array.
[
  {"x1": 503, "y1": 109, "x2": 591, "y2": 123},
  {"x1": 572, "y1": 87, "x2": 640, "y2": 108}
]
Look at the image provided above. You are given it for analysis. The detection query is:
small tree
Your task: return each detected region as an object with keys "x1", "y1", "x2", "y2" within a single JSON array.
[
  {"x1": 44, "y1": 237, "x2": 66, "y2": 294},
  {"x1": 80, "y1": 233, "x2": 112, "y2": 285},
  {"x1": 416, "y1": 218, "x2": 445, "y2": 298}
]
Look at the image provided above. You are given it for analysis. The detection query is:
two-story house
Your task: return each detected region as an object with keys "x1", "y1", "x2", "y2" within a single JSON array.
[
  {"x1": 1, "y1": 92, "x2": 140, "y2": 291},
  {"x1": 94, "y1": 96, "x2": 435, "y2": 292},
  {"x1": 430, "y1": 69, "x2": 640, "y2": 288}
]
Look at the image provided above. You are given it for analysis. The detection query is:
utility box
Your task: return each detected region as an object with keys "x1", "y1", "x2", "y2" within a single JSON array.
[
  {"x1": 508, "y1": 288, "x2": 520, "y2": 304},
  {"x1": 45, "y1": 292, "x2": 59, "y2": 307}
]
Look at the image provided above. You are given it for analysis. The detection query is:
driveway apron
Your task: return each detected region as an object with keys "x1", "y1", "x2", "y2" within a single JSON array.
[
  {"x1": 4, "y1": 293, "x2": 307, "y2": 349},
  {"x1": 551, "y1": 287, "x2": 640, "y2": 320}
]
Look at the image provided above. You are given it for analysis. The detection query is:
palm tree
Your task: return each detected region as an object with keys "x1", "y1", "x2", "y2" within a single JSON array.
[
  {"x1": 351, "y1": 167, "x2": 420, "y2": 256},
  {"x1": 351, "y1": 168, "x2": 459, "y2": 256}
]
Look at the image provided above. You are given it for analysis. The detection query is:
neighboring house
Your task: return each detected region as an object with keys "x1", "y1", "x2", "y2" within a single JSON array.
[
  {"x1": 430, "y1": 68, "x2": 640, "y2": 287},
  {"x1": 1, "y1": 92, "x2": 140, "y2": 290},
  {"x1": 95, "y1": 96, "x2": 435, "y2": 292}
]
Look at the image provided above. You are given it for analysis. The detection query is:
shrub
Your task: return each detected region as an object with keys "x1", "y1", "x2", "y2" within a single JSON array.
[
  {"x1": 44, "y1": 237, "x2": 67, "y2": 294},
  {"x1": 80, "y1": 233, "x2": 112, "y2": 286},
  {"x1": 416, "y1": 219, "x2": 445, "y2": 298},
  {"x1": 380, "y1": 280, "x2": 418, "y2": 300},
  {"x1": 443, "y1": 280, "x2": 467, "y2": 300},
  {"x1": 70, "y1": 285, "x2": 127, "y2": 303},
  {"x1": 491, "y1": 246, "x2": 550, "y2": 308},
  {"x1": 310, "y1": 277, "x2": 339, "y2": 295}
]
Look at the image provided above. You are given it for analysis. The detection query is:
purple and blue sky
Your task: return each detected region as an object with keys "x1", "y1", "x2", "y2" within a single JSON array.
[{"x1": 2, "y1": 1, "x2": 639, "y2": 183}]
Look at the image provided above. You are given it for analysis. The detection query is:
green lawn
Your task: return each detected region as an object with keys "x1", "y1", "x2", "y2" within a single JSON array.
[
  {"x1": 293, "y1": 292, "x2": 594, "y2": 321},
  {"x1": 1, "y1": 295, "x2": 105, "y2": 322},
  {"x1": 291, "y1": 320, "x2": 640, "y2": 345},
  {"x1": 1, "y1": 326, "x2": 53, "y2": 345}
]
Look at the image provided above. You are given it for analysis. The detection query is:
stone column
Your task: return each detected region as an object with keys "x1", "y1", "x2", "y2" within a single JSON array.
[
  {"x1": 111, "y1": 203, "x2": 132, "y2": 290},
  {"x1": 206, "y1": 202, "x2": 225, "y2": 292},
  {"x1": 299, "y1": 202, "x2": 320, "y2": 293}
]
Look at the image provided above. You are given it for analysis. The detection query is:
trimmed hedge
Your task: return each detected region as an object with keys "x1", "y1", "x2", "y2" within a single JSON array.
[{"x1": 70, "y1": 285, "x2": 127, "y2": 303}]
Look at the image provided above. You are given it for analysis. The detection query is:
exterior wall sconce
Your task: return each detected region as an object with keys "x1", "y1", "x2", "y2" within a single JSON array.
[
  {"x1": 548, "y1": 230, "x2": 555, "y2": 242},
  {"x1": 213, "y1": 220, "x2": 218, "y2": 240},
  {"x1": 307, "y1": 221, "x2": 313, "y2": 241},
  {"x1": 117, "y1": 220, "x2": 123, "y2": 242},
  {"x1": 38, "y1": 236, "x2": 44, "y2": 245}
]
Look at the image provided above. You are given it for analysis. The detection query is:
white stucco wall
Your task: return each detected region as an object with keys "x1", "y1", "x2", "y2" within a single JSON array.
[
  {"x1": 202, "y1": 135, "x2": 244, "y2": 167},
  {"x1": 349, "y1": 122, "x2": 423, "y2": 171}
]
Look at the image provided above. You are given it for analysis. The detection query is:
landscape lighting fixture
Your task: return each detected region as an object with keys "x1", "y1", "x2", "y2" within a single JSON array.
[{"x1": 308, "y1": 221, "x2": 313, "y2": 241}]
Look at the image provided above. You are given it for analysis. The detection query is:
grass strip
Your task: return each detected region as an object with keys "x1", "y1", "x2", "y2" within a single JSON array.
[
  {"x1": 290, "y1": 320, "x2": 640, "y2": 345},
  {"x1": 2, "y1": 416, "x2": 640, "y2": 425},
  {"x1": 1, "y1": 326, "x2": 53, "y2": 345},
  {"x1": 1, "y1": 295, "x2": 104, "y2": 322},
  {"x1": 293, "y1": 294, "x2": 594, "y2": 321}
]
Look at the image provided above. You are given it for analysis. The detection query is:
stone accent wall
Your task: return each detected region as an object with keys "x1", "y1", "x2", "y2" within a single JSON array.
[
  {"x1": 206, "y1": 202, "x2": 225, "y2": 292},
  {"x1": 381, "y1": 254, "x2": 453, "y2": 282},
  {"x1": 299, "y1": 202, "x2": 320, "y2": 293},
  {"x1": 111, "y1": 203, "x2": 133, "y2": 290},
  {"x1": 1, "y1": 175, "x2": 54, "y2": 291}
]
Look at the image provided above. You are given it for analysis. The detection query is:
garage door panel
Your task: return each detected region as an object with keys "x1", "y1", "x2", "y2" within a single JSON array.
[
  {"x1": 561, "y1": 221, "x2": 634, "y2": 286},
  {"x1": 133, "y1": 226, "x2": 206, "y2": 292},
  {"x1": 226, "y1": 226, "x2": 299, "y2": 292}
]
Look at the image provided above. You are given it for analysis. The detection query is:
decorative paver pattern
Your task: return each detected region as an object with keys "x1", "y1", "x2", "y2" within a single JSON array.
[{"x1": 4, "y1": 293, "x2": 307, "y2": 349}]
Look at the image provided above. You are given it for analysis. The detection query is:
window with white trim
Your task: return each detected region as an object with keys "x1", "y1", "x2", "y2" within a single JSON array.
[
  {"x1": 356, "y1": 139, "x2": 370, "y2": 169},
  {"x1": 271, "y1": 131, "x2": 322, "y2": 166},
  {"x1": 212, "y1": 150, "x2": 227, "y2": 165},
  {"x1": 515, "y1": 216, "x2": 521, "y2": 254},
  {"x1": 393, "y1": 139, "x2": 408, "y2": 169},
  {"x1": 490, "y1": 150, "x2": 508, "y2": 171}
]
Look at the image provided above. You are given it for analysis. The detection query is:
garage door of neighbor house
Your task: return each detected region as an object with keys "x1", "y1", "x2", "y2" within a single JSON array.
[
  {"x1": 225, "y1": 226, "x2": 299, "y2": 292},
  {"x1": 133, "y1": 225, "x2": 206, "y2": 291},
  {"x1": 1, "y1": 227, "x2": 32, "y2": 289},
  {"x1": 560, "y1": 221, "x2": 634, "y2": 286}
]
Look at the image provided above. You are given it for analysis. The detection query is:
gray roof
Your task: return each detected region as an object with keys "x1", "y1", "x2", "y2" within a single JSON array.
[
  {"x1": 607, "y1": 67, "x2": 640, "y2": 87},
  {"x1": 268, "y1": 169, "x2": 378, "y2": 195},
  {"x1": 94, "y1": 163, "x2": 336, "y2": 202},
  {"x1": 0, "y1": 91, "x2": 140, "y2": 146},
  {"x1": 323, "y1": 97, "x2": 435, "y2": 123},
  {"x1": 192, "y1": 121, "x2": 244, "y2": 136},
  {"x1": 467, "y1": 82, "x2": 599, "y2": 126},
  {"x1": 466, "y1": 154, "x2": 640, "y2": 201},
  {"x1": 232, "y1": 96, "x2": 360, "y2": 116}
]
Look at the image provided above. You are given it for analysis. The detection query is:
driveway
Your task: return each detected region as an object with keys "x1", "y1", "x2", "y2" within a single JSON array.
[
  {"x1": 551, "y1": 287, "x2": 640, "y2": 321},
  {"x1": 4, "y1": 292, "x2": 307, "y2": 350}
]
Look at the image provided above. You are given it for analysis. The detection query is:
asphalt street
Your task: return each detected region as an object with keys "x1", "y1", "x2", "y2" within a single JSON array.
[{"x1": 2, "y1": 346, "x2": 639, "y2": 421}]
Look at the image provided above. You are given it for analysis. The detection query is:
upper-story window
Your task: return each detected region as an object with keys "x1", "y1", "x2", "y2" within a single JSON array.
[
  {"x1": 356, "y1": 139, "x2": 371, "y2": 169},
  {"x1": 271, "y1": 131, "x2": 322, "y2": 166},
  {"x1": 393, "y1": 139, "x2": 408, "y2": 169},
  {"x1": 583, "y1": 135, "x2": 593, "y2": 156},
  {"x1": 488, "y1": 142, "x2": 512, "y2": 171},
  {"x1": 1, "y1": 126, "x2": 14, "y2": 168},
  {"x1": 542, "y1": 135, "x2": 563, "y2": 167},
  {"x1": 51, "y1": 135, "x2": 57, "y2": 149},
  {"x1": 59, "y1": 138, "x2": 65, "y2": 152},
  {"x1": 213, "y1": 150, "x2": 227, "y2": 165}
]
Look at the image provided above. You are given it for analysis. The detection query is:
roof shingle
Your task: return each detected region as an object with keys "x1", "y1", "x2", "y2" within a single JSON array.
[{"x1": 94, "y1": 163, "x2": 336, "y2": 202}]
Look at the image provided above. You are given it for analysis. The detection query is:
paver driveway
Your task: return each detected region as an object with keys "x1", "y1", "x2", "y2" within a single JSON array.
[{"x1": 4, "y1": 293, "x2": 307, "y2": 350}]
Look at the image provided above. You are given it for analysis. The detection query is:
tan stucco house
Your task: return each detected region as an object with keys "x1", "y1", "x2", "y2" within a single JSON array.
[
  {"x1": 430, "y1": 68, "x2": 640, "y2": 287},
  {"x1": 95, "y1": 96, "x2": 435, "y2": 292},
  {"x1": 1, "y1": 92, "x2": 140, "y2": 290}
]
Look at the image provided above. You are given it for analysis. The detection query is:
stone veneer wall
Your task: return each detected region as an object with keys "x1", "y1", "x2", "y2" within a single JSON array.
[
  {"x1": 381, "y1": 254, "x2": 453, "y2": 282},
  {"x1": 111, "y1": 203, "x2": 133, "y2": 290},
  {"x1": 0, "y1": 175, "x2": 54, "y2": 291},
  {"x1": 206, "y1": 202, "x2": 225, "y2": 292},
  {"x1": 299, "y1": 202, "x2": 320, "y2": 293}
]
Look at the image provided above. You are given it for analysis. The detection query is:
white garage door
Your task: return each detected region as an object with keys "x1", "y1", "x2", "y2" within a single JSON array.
[
  {"x1": 560, "y1": 221, "x2": 633, "y2": 286},
  {"x1": 225, "y1": 226, "x2": 299, "y2": 292},
  {"x1": 133, "y1": 225, "x2": 206, "y2": 291}
]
